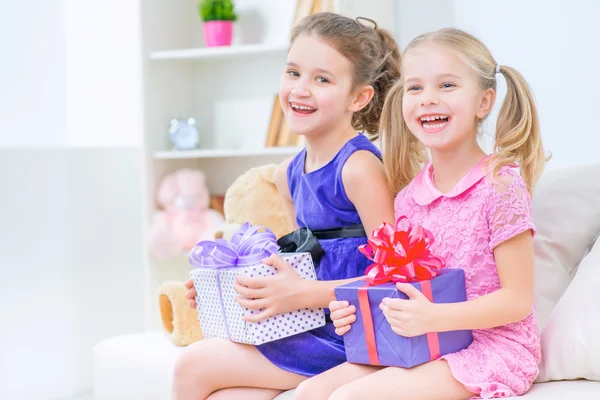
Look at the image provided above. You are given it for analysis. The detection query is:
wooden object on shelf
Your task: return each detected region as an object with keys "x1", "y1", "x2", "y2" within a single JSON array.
[
  {"x1": 292, "y1": 0, "x2": 315, "y2": 28},
  {"x1": 265, "y1": 95, "x2": 300, "y2": 148},
  {"x1": 265, "y1": 94, "x2": 284, "y2": 147},
  {"x1": 276, "y1": 116, "x2": 298, "y2": 147},
  {"x1": 310, "y1": 0, "x2": 322, "y2": 14}
]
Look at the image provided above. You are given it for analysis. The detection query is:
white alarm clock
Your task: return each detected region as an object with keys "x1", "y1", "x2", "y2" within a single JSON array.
[{"x1": 169, "y1": 117, "x2": 200, "y2": 150}]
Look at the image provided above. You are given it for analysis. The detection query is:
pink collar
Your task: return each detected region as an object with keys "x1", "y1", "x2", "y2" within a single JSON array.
[{"x1": 412, "y1": 156, "x2": 492, "y2": 206}]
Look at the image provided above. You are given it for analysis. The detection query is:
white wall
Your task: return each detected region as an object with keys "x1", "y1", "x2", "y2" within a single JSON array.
[
  {"x1": 396, "y1": 0, "x2": 453, "y2": 50},
  {"x1": 0, "y1": 1, "x2": 145, "y2": 399},
  {"x1": 0, "y1": 0, "x2": 143, "y2": 148},
  {"x1": 396, "y1": 0, "x2": 600, "y2": 170},
  {"x1": 453, "y1": 0, "x2": 600, "y2": 170},
  {"x1": 0, "y1": 0, "x2": 67, "y2": 147},
  {"x1": 65, "y1": 0, "x2": 143, "y2": 147}
]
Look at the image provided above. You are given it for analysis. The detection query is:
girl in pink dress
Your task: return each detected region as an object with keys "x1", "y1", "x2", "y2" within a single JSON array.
[{"x1": 298, "y1": 28, "x2": 547, "y2": 399}]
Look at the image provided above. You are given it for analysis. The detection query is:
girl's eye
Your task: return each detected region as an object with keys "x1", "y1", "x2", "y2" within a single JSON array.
[
  {"x1": 407, "y1": 85, "x2": 422, "y2": 92},
  {"x1": 441, "y1": 82, "x2": 456, "y2": 89},
  {"x1": 287, "y1": 70, "x2": 299, "y2": 77},
  {"x1": 316, "y1": 77, "x2": 329, "y2": 83}
]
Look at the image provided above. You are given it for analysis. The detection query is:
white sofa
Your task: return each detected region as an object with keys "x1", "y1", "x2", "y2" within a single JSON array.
[
  {"x1": 94, "y1": 332, "x2": 600, "y2": 399},
  {"x1": 94, "y1": 164, "x2": 600, "y2": 399}
]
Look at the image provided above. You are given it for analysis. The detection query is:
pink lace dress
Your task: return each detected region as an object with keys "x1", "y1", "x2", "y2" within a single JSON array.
[{"x1": 394, "y1": 157, "x2": 541, "y2": 399}]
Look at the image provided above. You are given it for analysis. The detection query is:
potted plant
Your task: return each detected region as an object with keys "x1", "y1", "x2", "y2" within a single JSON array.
[{"x1": 199, "y1": 0, "x2": 238, "y2": 47}]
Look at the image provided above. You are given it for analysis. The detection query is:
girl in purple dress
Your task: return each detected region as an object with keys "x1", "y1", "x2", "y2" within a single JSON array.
[{"x1": 175, "y1": 13, "x2": 401, "y2": 400}]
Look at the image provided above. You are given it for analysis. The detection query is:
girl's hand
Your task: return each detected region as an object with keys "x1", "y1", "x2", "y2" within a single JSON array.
[
  {"x1": 185, "y1": 279, "x2": 197, "y2": 309},
  {"x1": 329, "y1": 300, "x2": 356, "y2": 336},
  {"x1": 234, "y1": 254, "x2": 305, "y2": 322},
  {"x1": 380, "y1": 282, "x2": 440, "y2": 337}
]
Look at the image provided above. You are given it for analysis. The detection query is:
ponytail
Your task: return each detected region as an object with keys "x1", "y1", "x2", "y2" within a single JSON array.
[
  {"x1": 489, "y1": 65, "x2": 547, "y2": 193},
  {"x1": 380, "y1": 80, "x2": 428, "y2": 196},
  {"x1": 353, "y1": 25, "x2": 402, "y2": 139}
]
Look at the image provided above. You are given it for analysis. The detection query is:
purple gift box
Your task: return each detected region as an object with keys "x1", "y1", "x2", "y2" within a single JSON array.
[{"x1": 334, "y1": 268, "x2": 473, "y2": 368}]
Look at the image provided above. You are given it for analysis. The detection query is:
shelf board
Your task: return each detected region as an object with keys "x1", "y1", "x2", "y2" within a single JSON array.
[
  {"x1": 153, "y1": 146, "x2": 301, "y2": 160},
  {"x1": 149, "y1": 43, "x2": 288, "y2": 61}
]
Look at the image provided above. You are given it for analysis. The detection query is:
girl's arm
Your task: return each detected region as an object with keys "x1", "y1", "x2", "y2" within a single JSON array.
[
  {"x1": 434, "y1": 175, "x2": 536, "y2": 331},
  {"x1": 237, "y1": 150, "x2": 395, "y2": 321},
  {"x1": 433, "y1": 230, "x2": 535, "y2": 331},
  {"x1": 299, "y1": 150, "x2": 395, "y2": 308},
  {"x1": 342, "y1": 150, "x2": 396, "y2": 235},
  {"x1": 273, "y1": 157, "x2": 299, "y2": 230}
]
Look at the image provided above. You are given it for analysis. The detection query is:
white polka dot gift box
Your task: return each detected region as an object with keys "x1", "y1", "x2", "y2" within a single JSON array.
[{"x1": 189, "y1": 223, "x2": 326, "y2": 345}]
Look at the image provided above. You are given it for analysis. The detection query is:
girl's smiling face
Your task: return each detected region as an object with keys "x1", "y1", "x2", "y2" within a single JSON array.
[
  {"x1": 279, "y1": 34, "x2": 358, "y2": 137},
  {"x1": 401, "y1": 42, "x2": 495, "y2": 153}
]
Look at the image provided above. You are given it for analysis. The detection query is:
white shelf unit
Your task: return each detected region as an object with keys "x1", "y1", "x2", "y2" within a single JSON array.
[
  {"x1": 154, "y1": 146, "x2": 301, "y2": 160},
  {"x1": 149, "y1": 42, "x2": 289, "y2": 61},
  {"x1": 140, "y1": 0, "x2": 305, "y2": 330}
]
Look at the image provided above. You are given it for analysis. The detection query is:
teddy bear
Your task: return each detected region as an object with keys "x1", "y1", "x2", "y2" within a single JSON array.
[
  {"x1": 149, "y1": 168, "x2": 226, "y2": 260},
  {"x1": 218, "y1": 163, "x2": 294, "y2": 240},
  {"x1": 157, "y1": 163, "x2": 294, "y2": 346},
  {"x1": 157, "y1": 281, "x2": 204, "y2": 346}
]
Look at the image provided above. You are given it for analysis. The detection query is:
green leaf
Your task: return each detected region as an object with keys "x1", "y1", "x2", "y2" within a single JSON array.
[{"x1": 198, "y1": 0, "x2": 238, "y2": 22}]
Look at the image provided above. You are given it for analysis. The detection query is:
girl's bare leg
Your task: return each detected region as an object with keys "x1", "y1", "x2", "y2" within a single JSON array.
[
  {"x1": 294, "y1": 362, "x2": 381, "y2": 400},
  {"x1": 207, "y1": 387, "x2": 283, "y2": 400},
  {"x1": 329, "y1": 360, "x2": 475, "y2": 400},
  {"x1": 172, "y1": 338, "x2": 305, "y2": 400}
]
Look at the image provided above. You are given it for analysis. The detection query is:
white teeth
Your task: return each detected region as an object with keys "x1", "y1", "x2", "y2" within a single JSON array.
[
  {"x1": 292, "y1": 104, "x2": 316, "y2": 111},
  {"x1": 423, "y1": 123, "x2": 445, "y2": 128},
  {"x1": 423, "y1": 122, "x2": 446, "y2": 128},
  {"x1": 420, "y1": 115, "x2": 448, "y2": 122}
]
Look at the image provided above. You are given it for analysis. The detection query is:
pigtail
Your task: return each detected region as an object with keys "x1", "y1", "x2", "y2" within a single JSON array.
[
  {"x1": 380, "y1": 80, "x2": 428, "y2": 196},
  {"x1": 352, "y1": 26, "x2": 402, "y2": 139},
  {"x1": 489, "y1": 65, "x2": 547, "y2": 193}
]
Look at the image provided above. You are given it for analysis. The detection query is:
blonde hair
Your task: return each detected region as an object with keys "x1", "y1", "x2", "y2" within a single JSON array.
[
  {"x1": 292, "y1": 13, "x2": 402, "y2": 138},
  {"x1": 381, "y1": 28, "x2": 547, "y2": 195}
]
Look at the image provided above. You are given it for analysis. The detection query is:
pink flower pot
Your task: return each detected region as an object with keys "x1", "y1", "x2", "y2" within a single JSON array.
[{"x1": 203, "y1": 20, "x2": 233, "y2": 47}]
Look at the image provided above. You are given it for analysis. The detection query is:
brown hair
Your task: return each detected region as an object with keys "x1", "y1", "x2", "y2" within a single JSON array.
[
  {"x1": 381, "y1": 28, "x2": 547, "y2": 195},
  {"x1": 291, "y1": 12, "x2": 401, "y2": 138}
]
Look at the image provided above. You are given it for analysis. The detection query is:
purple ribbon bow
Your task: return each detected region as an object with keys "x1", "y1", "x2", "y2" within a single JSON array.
[{"x1": 189, "y1": 222, "x2": 279, "y2": 339}]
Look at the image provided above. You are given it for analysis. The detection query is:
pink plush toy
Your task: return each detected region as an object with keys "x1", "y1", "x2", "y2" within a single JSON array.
[{"x1": 149, "y1": 168, "x2": 225, "y2": 259}]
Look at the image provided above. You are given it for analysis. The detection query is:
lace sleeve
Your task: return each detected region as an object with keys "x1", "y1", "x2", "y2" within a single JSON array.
[{"x1": 487, "y1": 170, "x2": 536, "y2": 251}]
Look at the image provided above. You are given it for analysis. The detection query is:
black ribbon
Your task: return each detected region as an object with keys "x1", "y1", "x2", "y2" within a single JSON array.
[
  {"x1": 277, "y1": 227, "x2": 326, "y2": 263},
  {"x1": 277, "y1": 224, "x2": 367, "y2": 264}
]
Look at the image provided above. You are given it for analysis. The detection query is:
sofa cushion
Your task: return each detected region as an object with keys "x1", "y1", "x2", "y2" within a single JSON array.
[
  {"x1": 537, "y1": 236, "x2": 600, "y2": 382},
  {"x1": 531, "y1": 164, "x2": 600, "y2": 329}
]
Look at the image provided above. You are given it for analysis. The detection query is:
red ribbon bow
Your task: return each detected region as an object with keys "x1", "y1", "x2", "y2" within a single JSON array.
[
  {"x1": 356, "y1": 217, "x2": 445, "y2": 366},
  {"x1": 359, "y1": 216, "x2": 445, "y2": 285}
]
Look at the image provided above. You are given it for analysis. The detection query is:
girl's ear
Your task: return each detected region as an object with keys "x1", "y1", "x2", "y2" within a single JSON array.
[
  {"x1": 476, "y1": 87, "x2": 496, "y2": 119},
  {"x1": 348, "y1": 85, "x2": 375, "y2": 113}
]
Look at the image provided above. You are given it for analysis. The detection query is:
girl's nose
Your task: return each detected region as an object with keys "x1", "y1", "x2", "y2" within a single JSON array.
[
  {"x1": 420, "y1": 88, "x2": 440, "y2": 106},
  {"x1": 291, "y1": 79, "x2": 310, "y2": 97}
]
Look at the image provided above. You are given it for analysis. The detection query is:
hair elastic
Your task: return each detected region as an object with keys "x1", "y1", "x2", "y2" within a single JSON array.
[
  {"x1": 356, "y1": 16, "x2": 378, "y2": 29},
  {"x1": 495, "y1": 64, "x2": 501, "y2": 74}
]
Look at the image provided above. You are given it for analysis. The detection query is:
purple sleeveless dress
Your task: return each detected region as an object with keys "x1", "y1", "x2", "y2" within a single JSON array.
[{"x1": 256, "y1": 134, "x2": 381, "y2": 376}]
